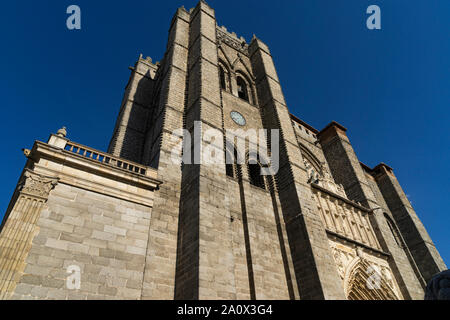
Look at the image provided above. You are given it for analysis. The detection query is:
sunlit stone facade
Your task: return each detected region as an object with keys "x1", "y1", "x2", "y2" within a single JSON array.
[{"x1": 0, "y1": 1, "x2": 446, "y2": 300}]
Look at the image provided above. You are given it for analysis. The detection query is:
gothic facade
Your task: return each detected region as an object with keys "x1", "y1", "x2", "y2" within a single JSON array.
[{"x1": 0, "y1": 1, "x2": 446, "y2": 300}]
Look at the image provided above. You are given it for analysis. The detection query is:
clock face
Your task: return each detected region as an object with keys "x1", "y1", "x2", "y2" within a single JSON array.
[{"x1": 230, "y1": 111, "x2": 246, "y2": 126}]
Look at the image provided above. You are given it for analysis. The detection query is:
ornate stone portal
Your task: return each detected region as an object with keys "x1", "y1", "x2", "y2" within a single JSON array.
[
  {"x1": 303, "y1": 151, "x2": 403, "y2": 300},
  {"x1": 0, "y1": 170, "x2": 58, "y2": 299},
  {"x1": 330, "y1": 243, "x2": 401, "y2": 300}
]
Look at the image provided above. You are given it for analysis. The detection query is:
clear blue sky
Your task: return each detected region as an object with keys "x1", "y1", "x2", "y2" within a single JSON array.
[{"x1": 0, "y1": 1, "x2": 448, "y2": 266}]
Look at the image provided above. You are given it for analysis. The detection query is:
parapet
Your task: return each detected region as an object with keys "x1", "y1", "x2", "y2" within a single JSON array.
[{"x1": 217, "y1": 24, "x2": 249, "y2": 56}]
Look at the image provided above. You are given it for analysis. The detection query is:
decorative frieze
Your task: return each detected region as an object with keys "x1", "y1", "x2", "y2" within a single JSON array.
[
  {"x1": 304, "y1": 157, "x2": 346, "y2": 197},
  {"x1": 217, "y1": 28, "x2": 249, "y2": 56},
  {"x1": 313, "y1": 189, "x2": 381, "y2": 250}
]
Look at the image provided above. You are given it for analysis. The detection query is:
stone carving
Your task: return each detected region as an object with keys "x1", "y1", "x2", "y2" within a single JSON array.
[
  {"x1": 315, "y1": 188, "x2": 381, "y2": 249},
  {"x1": 345, "y1": 258, "x2": 399, "y2": 300},
  {"x1": 329, "y1": 242, "x2": 401, "y2": 300},
  {"x1": 18, "y1": 169, "x2": 59, "y2": 200},
  {"x1": 22, "y1": 148, "x2": 31, "y2": 157},
  {"x1": 356, "y1": 247, "x2": 364, "y2": 258},
  {"x1": 319, "y1": 163, "x2": 346, "y2": 197},
  {"x1": 425, "y1": 270, "x2": 450, "y2": 300},
  {"x1": 332, "y1": 248, "x2": 346, "y2": 279},
  {"x1": 217, "y1": 28, "x2": 249, "y2": 56},
  {"x1": 303, "y1": 157, "x2": 320, "y2": 184},
  {"x1": 57, "y1": 126, "x2": 67, "y2": 138},
  {"x1": 382, "y1": 266, "x2": 394, "y2": 289},
  {"x1": 321, "y1": 164, "x2": 333, "y2": 180},
  {"x1": 303, "y1": 157, "x2": 347, "y2": 198}
]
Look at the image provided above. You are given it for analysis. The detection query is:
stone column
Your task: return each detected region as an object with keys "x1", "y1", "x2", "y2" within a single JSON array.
[
  {"x1": 249, "y1": 37, "x2": 345, "y2": 300},
  {"x1": 0, "y1": 169, "x2": 58, "y2": 299},
  {"x1": 318, "y1": 122, "x2": 424, "y2": 299},
  {"x1": 373, "y1": 164, "x2": 447, "y2": 282}
]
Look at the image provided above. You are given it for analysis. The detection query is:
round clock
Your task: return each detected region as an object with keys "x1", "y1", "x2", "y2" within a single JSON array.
[{"x1": 230, "y1": 111, "x2": 246, "y2": 126}]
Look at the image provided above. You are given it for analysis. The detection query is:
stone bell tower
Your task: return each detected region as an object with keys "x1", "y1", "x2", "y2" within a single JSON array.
[
  {"x1": 105, "y1": 0, "x2": 446, "y2": 300},
  {"x1": 0, "y1": 1, "x2": 446, "y2": 300}
]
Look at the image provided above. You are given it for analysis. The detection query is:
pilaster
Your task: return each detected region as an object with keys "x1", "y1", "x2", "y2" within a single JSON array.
[
  {"x1": 373, "y1": 164, "x2": 447, "y2": 282},
  {"x1": 318, "y1": 122, "x2": 425, "y2": 299},
  {"x1": 140, "y1": 6, "x2": 191, "y2": 300},
  {"x1": 174, "y1": 0, "x2": 236, "y2": 300},
  {"x1": 0, "y1": 169, "x2": 58, "y2": 299},
  {"x1": 249, "y1": 38, "x2": 345, "y2": 300}
]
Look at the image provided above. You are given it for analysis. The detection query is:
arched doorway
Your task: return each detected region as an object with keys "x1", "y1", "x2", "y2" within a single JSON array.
[{"x1": 344, "y1": 258, "x2": 399, "y2": 300}]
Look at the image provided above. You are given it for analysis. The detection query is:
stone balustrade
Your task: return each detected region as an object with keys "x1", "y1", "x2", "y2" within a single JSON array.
[{"x1": 63, "y1": 141, "x2": 149, "y2": 177}]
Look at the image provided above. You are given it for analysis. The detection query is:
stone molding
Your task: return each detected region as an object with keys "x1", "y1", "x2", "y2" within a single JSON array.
[
  {"x1": 0, "y1": 170, "x2": 56, "y2": 299},
  {"x1": 330, "y1": 242, "x2": 401, "y2": 300},
  {"x1": 217, "y1": 28, "x2": 249, "y2": 56},
  {"x1": 28, "y1": 141, "x2": 161, "y2": 207}
]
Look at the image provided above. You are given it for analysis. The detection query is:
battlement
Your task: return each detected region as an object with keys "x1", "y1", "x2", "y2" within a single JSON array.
[
  {"x1": 217, "y1": 24, "x2": 247, "y2": 44},
  {"x1": 138, "y1": 53, "x2": 160, "y2": 68}
]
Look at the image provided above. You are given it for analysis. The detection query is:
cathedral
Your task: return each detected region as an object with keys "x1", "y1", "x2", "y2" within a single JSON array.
[{"x1": 0, "y1": 1, "x2": 446, "y2": 300}]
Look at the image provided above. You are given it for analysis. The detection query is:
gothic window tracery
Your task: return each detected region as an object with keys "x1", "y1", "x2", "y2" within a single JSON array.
[
  {"x1": 329, "y1": 244, "x2": 402, "y2": 300},
  {"x1": 345, "y1": 258, "x2": 399, "y2": 300}
]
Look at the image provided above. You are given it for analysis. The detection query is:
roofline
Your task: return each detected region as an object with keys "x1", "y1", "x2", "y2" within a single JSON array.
[
  {"x1": 318, "y1": 121, "x2": 348, "y2": 135},
  {"x1": 290, "y1": 114, "x2": 319, "y2": 134}
]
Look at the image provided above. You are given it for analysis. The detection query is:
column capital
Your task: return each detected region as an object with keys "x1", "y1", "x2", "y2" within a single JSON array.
[{"x1": 18, "y1": 169, "x2": 59, "y2": 201}]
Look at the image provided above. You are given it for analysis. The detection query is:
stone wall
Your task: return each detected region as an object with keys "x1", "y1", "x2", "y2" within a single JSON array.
[
  {"x1": 0, "y1": 133, "x2": 160, "y2": 300},
  {"x1": 10, "y1": 183, "x2": 152, "y2": 300}
]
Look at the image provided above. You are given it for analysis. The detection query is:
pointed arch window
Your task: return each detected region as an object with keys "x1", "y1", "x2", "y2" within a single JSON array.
[{"x1": 237, "y1": 76, "x2": 249, "y2": 102}]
